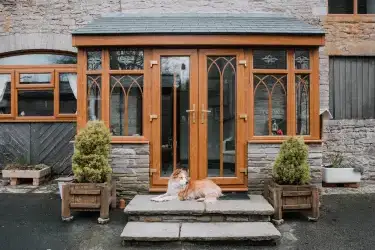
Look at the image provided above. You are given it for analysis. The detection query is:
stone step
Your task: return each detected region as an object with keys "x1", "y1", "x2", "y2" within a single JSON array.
[
  {"x1": 124, "y1": 195, "x2": 274, "y2": 223},
  {"x1": 121, "y1": 222, "x2": 281, "y2": 245}
]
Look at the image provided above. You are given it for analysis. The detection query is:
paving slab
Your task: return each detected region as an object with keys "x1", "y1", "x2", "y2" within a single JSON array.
[
  {"x1": 180, "y1": 222, "x2": 281, "y2": 241},
  {"x1": 205, "y1": 195, "x2": 274, "y2": 215},
  {"x1": 124, "y1": 195, "x2": 205, "y2": 215},
  {"x1": 121, "y1": 222, "x2": 180, "y2": 241}
]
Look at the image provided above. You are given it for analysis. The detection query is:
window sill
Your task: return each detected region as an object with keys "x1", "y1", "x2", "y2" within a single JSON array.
[
  {"x1": 0, "y1": 117, "x2": 76, "y2": 122},
  {"x1": 111, "y1": 136, "x2": 149, "y2": 144},
  {"x1": 325, "y1": 14, "x2": 375, "y2": 22},
  {"x1": 248, "y1": 139, "x2": 322, "y2": 144}
]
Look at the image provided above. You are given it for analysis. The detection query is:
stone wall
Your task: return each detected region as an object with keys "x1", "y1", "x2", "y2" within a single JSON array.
[
  {"x1": 323, "y1": 120, "x2": 375, "y2": 182},
  {"x1": 248, "y1": 143, "x2": 323, "y2": 194},
  {"x1": 110, "y1": 143, "x2": 149, "y2": 200}
]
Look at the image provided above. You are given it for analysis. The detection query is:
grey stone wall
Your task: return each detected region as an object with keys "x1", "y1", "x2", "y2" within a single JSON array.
[
  {"x1": 323, "y1": 120, "x2": 375, "y2": 182},
  {"x1": 110, "y1": 143, "x2": 149, "y2": 200},
  {"x1": 248, "y1": 143, "x2": 323, "y2": 194}
]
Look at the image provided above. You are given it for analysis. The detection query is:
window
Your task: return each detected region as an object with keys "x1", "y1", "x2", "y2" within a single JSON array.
[
  {"x1": 329, "y1": 56, "x2": 375, "y2": 119},
  {"x1": 328, "y1": 0, "x2": 375, "y2": 14},
  {"x1": 82, "y1": 48, "x2": 147, "y2": 141},
  {"x1": 0, "y1": 52, "x2": 77, "y2": 120},
  {"x1": 251, "y1": 49, "x2": 317, "y2": 140}
]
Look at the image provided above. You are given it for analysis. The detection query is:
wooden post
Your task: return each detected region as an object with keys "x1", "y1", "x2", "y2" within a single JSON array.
[
  {"x1": 273, "y1": 187, "x2": 283, "y2": 223},
  {"x1": 308, "y1": 186, "x2": 320, "y2": 222},
  {"x1": 111, "y1": 181, "x2": 117, "y2": 209},
  {"x1": 61, "y1": 184, "x2": 73, "y2": 221},
  {"x1": 98, "y1": 185, "x2": 109, "y2": 224}
]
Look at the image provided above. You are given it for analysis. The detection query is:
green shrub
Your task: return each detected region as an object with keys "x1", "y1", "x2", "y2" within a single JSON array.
[
  {"x1": 72, "y1": 120, "x2": 112, "y2": 183},
  {"x1": 272, "y1": 137, "x2": 311, "y2": 185}
]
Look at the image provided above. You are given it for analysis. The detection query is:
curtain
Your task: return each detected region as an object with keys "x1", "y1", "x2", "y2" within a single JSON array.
[
  {"x1": 67, "y1": 73, "x2": 77, "y2": 99},
  {"x1": 0, "y1": 75, "x2": 10, "y2": 104}
]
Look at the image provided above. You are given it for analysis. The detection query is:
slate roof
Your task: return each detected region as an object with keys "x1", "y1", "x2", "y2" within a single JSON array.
[{"x1": 72, "y1": 13, "x2": 324, "y2": 36}]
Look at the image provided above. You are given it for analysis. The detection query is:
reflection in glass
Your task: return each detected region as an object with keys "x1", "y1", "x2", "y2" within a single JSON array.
[
  {"x1": 207, "y1": 56, "x2": 236, "y2": 177},
  {"x1": 87, "y1": 75, "x2": 101, "y2": 121},
  {"x1": 18, "y1": 90, "x2": 54, "y2": 116},
  {"x1": 109, "y1": 49, "x2": 144, "y2": 70},
  {"x1": 0, "y1": 54, "x2": 77, "y2": 65},
  {"x1": 0, "y1": 74, "x2": 11, "y2": 114},
  {"x1": 358, "y1": 0, "x2": 375, "y2": 14},
  {"x1": 110, "y1": 75, "x2": 143, "y2": 136},
  {"x1": 59, "y1": 73, "x2": 77, "y2": 114},
  {"x1": 295, "y1": 49, "x2": 310, "y2": 70},
  {"x1": 254, "y1": 74, "x2": 287, "y2": 136},
  {"x1": 87, "y1": 51, "x2": 102, "y2": 71},
  {"x1": 253, "y1": 50, "x2": 287, "y2": 69},
  {"x1": 20, "y1": 73, "x2": 51, "y2": 84},
  {"x1": 296, "y1": 74, "x2": 310, "y2": 135},
  {"x1": 160, "y1": 57, "x2": 190, "y2": 177}
]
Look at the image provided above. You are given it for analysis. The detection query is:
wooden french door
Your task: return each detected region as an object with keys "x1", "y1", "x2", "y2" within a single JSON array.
[{"x1": 150, "y1": 49, "x2": 247, "y2": 191}]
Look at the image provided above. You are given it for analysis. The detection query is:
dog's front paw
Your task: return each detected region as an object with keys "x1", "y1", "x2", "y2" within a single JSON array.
[{"x1": 150, "y1": 197, "x2": 159, "y2": 202}]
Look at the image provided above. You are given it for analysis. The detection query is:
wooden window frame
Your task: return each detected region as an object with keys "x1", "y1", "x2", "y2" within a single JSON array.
[
  {"x1": 0, "y1": 64, "x2": 77, "y2": 122},
  {"x1": 248, "y1": 48, "x2": 320, "y2": 143},
  {"x1": 78, "y1": 49, "x2": 151, "y2": 143},
  {"x1": 327, "y1": 0, "x2": 375, "y2": 17}
]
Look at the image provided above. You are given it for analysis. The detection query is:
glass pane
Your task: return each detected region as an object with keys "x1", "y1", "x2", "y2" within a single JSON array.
[
  {"x1": 253, "y1": 50, "x2": 287, "y2": 69},
  {"x1": 254, "y1": 74, "x2": 287, "y2": 136},
  {"x1": 59, "y1": 73, "x2": 77, "y2": 114},
  {"x1": 0, "y1": 74, "x2": 11, "y2": 114},
  {"x1": 207, "y1": 56, "x2": 236, "y2": 177},
  {"x1": 296, "y1": 74, "x2": 310, "y2": 135},
  {"x1": 0, "y1": 54, "x2": 76, "y2": 65},
  {"x1": 109, "y1": 49, "x2": 144, "y2": 70},
  {"x1": 328, "y1": 0, "x2": 354, "y2": 14},
  {"x1": 295, "y1": 49, "x2": 310, "y2": 70},
  {"x1": 160, "y1": 57, "x2": 190, "y2": 177},
  {"x1": 20, "y1": 73, "x2": 51, "y2": 84},
  {"x1": 87, "y1": 50, "x2": 102, "y2": 71},
  {"x1": 358, "y1": 0, "x2": 375, "y2": 14},
  {"x1": 110, "y1": 75, "x2": 143, "y2": 136},
  {"x1": 87, "y1": 75, "x2": 101, "y2": 120},
  {"x1": 18, "y1": 90, "x2": 54, "y2": 116}
]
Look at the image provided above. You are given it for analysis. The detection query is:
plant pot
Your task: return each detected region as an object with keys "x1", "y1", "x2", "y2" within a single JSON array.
[
  {"x1": 322, "y1": 167, "x2": 361, "y2": 183},
  {"x1": 2, "y1": 166, "x2": 51, "y2": 186},
  {"x1": 263, "y1": 180, "x2": 319, "y2": 224},
  {"x1": 61, "y1": 180, "x2": 116, "y2": 224}
]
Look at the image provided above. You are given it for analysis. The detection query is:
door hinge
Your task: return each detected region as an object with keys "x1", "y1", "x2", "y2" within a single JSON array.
[
  {"x1": 240, "y1": 168, "x2": 248, "y2": 175},
  {"x1": 150, "y1": 60, "x2": 158, "y2": 68},
  {"x1": 239, "y1": 60, "x2": 247, "y2": 67},
  {"x1": 150, "y1": 168, "x2": 157, "y2": 176}
]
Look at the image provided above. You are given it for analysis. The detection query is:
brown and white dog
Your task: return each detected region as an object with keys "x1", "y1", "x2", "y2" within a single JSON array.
[{"x1": 150, "y1": 168, "x2": 222, "y2": 203}]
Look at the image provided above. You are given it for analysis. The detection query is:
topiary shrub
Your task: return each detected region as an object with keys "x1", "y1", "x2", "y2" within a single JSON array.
[
  {"x1": 272, "y1": 137, "x2": 311, "y2": 185},
  {"x1": 72, "y1": 120, "x2": 112, "y2": 183}
]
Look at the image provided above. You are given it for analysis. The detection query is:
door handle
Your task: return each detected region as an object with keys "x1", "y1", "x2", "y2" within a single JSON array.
[
  {"x1": 150, "y1": 114, "x2": 158, "y2": 122},
  {"x1": 239, "y1": 114, "x2": 248, "y2": 122},
  {"x1": 186, "y1": 104, "x2": 196, "y2": 124},
  {"x1": 201, "y1": 104, "x2": 211, "y2": 124}
]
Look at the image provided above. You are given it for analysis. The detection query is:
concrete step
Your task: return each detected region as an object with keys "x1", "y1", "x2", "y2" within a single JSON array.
[
  {"x1": 124, "y1": 195, "x2": 274, "y2": 223},
  {"x1": 121, "y1": 221, "x2": 281, "y2": 245}
]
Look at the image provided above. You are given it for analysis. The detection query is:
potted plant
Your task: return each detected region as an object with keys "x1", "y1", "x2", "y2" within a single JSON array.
[
  {"x1": 263, "y1": 137, "x2": 319, "y2": 224},
  {"x1": 322, "y1": 152, "x2": 362, "y2": 186},
  {"x1": 61, "y1": 120, "x2": 116, "y2": 224},
  {"x1": 2, "y1": 159, "x2": 51, "y2": 186}
]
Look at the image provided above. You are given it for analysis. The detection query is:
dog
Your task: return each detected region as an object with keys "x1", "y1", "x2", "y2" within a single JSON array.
[
  {"x1": 150, "y1": 168, "x2": 223, "y2": 203},
  {"x1": 150, "y1": 168, "x2": 188, "y2": 202},
  {"x1": 178, "y1": 178, "x2": 223, "y2": 203}
]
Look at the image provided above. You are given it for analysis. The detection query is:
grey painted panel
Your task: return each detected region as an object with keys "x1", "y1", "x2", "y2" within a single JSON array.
[
  {"x1": 329, "y1": 56, "x2": 375, "y2": 119},
  {"x1": 0, "y1": 122, "x2": 76, "y2": 175}
]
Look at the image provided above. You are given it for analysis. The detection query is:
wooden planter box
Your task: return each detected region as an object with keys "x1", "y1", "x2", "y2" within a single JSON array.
[
  {"x1": 61, "y1": 181, "x2": 116, "y2": 224},
  {"x1": 2, "y1": 166, "x2": 51, "y2": 186},
  {"x1": 264, "y1": 180, "x2": 319, "y2": 223}
]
